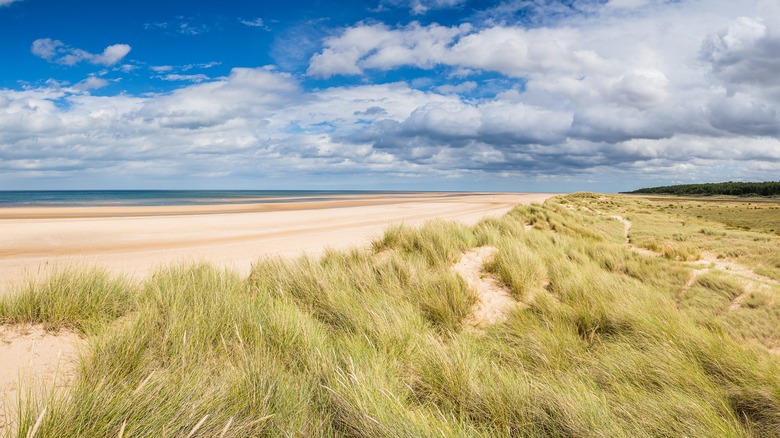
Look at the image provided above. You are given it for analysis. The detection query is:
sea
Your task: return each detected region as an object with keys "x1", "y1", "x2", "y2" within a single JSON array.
[{"x1": 0, "y1": 190, "x2": 415, "y2": 208}]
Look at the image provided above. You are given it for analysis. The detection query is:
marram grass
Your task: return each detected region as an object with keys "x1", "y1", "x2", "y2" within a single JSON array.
[{"x1": 2, "y1": 194, "x2": 780, "y2": 437}]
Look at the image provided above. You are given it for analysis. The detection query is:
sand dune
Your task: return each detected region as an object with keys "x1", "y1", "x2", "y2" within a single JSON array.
[{"x1": 0, "y1": 192, "x2": 553, "y2": 292}]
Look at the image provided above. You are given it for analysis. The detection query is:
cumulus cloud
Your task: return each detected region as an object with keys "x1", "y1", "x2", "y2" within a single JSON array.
[
  {"x1": 701, "y1": 16, "x2": 780, "y2": 90},
  {"x1": 706, "y1": 93, "x2": 780, "y2": 136},
  {"x1": 609, "y1": 70, "x2": 669, "y2": 109},
  {"x1": 307, "y1": 22, "x2": 602, "y2": 79},
  {"x1": 1, "y1": 62, "x2": 779, "y2": 190},
  {"x1": 306, "y1": 0, "x2": 780, "y2": 148},
  {"x1": 30, "y1": 38, "x2": 63, "y2": 60},
  {"x1": 307, "y1": 22, "x2": 472, "y2": 78},
  {"x1": 31, "y1": 38, "x2": 131, "y2": 66}
]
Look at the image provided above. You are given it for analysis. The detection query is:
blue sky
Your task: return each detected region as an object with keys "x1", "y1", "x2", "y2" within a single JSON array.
[{"x1": 1, "y1": 0, "x2": 779, "y2": 192}]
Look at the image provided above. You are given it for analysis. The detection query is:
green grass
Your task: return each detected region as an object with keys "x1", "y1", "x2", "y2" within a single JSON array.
[
  {"x1": 637, "y1": 197, "x2": 780, "y2": 235},
  {"x1": 611, "y1": 196, "x2": 780, "y2": 280},
  {"x1": 2, "y1": 194, "x2": 780, "y2": 436},
  {"x1": 0, "y1": 268, "x2": 135, "y2": 335}
]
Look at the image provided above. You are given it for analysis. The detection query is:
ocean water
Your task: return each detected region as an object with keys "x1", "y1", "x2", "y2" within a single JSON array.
[{"x1": 0, "y1": 190, "x2": 409, "y2": 207}]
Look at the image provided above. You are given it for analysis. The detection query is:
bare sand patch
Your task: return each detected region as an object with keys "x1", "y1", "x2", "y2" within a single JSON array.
[
  {"x1": 692, "y1": 253, "x2": 780, "y2": 287},
  {"x1": 0, "y1": 325, "x2": 82, "y2": 431},
  {"x1": 452, "y1": 246, "x2": 518, "y2": 329}
]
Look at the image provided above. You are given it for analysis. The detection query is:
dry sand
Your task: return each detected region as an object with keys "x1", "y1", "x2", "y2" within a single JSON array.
[
  {"x1": 0, "y1": 192, "x2": 554, "y2": 293},
  {"x1": 452, "y1": 246, "x2": 518, "y2": 328},
  {"x1": 0, "y1": 325, "x2": 82, "y2": 432}
]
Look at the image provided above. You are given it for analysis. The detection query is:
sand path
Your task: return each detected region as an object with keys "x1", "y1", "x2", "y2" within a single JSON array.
[
  {"x1": 0, "y1": 193, "x2": 553, "y2": 293},
  {"x1": 610, "y1": 215, "x2": 657, "y2": 257},
  {"x1": 610, "y1": 215, "x2": 632, "y2": 244},
  {"x1": 609, "y1": 216, "x2": 780, "y2": 313},
  {"x1": 452, "y1": 246, "x2": 517, "y2": 328}
]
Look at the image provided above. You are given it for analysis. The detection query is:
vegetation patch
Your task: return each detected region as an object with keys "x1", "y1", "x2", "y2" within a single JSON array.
[{"x1": 625, "y1": 181, "x2": 780, "y2": 197}]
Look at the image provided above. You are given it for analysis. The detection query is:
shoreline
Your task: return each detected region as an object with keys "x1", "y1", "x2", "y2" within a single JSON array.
[
  {"x1": 0, "y1": 192, "x2": 555, "y2": 293},
  {"x1": 0, "y1": 192, "x2": 493, "y2": 219}
]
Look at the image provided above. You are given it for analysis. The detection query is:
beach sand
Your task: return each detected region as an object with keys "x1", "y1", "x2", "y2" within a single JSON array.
[
  {"x1": 0, "y1": 192, "x2": 554, "y2": 293},
  {"x1": 0, "y1": 192, "x2": 553, "y2": 428}
]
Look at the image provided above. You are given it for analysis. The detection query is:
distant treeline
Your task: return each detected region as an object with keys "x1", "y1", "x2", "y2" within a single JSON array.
[{"x1": 625, "y1": 181, "x2": 780, "y2": 197}]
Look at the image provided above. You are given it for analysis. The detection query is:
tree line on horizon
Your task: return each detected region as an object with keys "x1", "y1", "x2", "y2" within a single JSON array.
[{"x1": 624, "y1": 181, "x2": 780, "y2": 197}]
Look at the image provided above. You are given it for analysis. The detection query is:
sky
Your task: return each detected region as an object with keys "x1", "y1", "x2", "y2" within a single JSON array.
[{"x1": 1, "y1": 0, "x2": 779, "y2": 192}]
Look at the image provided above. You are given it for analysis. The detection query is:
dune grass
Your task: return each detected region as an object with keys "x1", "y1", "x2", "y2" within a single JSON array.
[
  {"x1": 2, "y1": 194, "x2": 780, "y2": 436},
  {"x1": 0, "y1": 268, "x2": 135, "y2": 335}
]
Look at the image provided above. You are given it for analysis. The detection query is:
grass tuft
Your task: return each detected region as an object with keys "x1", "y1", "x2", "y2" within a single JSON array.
[{"x1": 0, "y1": 267, "x2": 136, "y2": 334}]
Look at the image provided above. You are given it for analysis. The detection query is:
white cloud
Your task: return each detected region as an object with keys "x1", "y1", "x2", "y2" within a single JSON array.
[
  {"x1": 605, "y1": 0, "x2": 652, "y2": 9},
  {"x1": 0, "y1": 0, "x2": 21, "y2": 6},
  {"x1": 74, "y1": 76, "x2": 110, "y2": 91},
  {"x1": 151, "y1": 62, "x2": 220, "y2": 76},
  {"x1": 383, "y1": 0, "x2": 467, "y2": 15},
  {"x1": 701, "y1": 16, "x2": 780, "y2": 90},
  {"x1": 159, "y1": 74, "x2": 210, "y2": 83},
  {"x1": 239, "y1": 18, "x2": 267, "y2": 29},
  {"x1": 118, "y1": 64, "x2": 138, "y2": 73},
  {"x1": 308, "y1": 22, "x2": 473, "y2": 78},
  {"x1": 182, "y1": 62, "x2": 221, "y2": 71},
  {"x1": 609, "y1": 70, "x2": 669, "y2": 109},
  {"x1": 308, "y1": 23, "x2": 597, "y2": 79},
  {"x1": 31, "y1": 38, "x2": 64, "y2": 60},
  {"x1": 408, "y1": 0, "x2": 467, "y2": 15},
  {"x1": 307, "y1": 0, "x2": 780, "y2": 146},
  {"x1": 93, "y1": 44, "x2": 132, "y2": 66},
  {"x1": 31, "y1": 38, "x2": 131, "y2": 66},
  {"x1": 435, "y1": 81, "x2": 477, "y2": 94}
]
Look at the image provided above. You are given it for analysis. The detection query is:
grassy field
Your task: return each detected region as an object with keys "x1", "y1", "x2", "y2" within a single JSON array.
[
  {"x1": 636, "y1": 196, "x2": 780, "y2": 235},
  {"x1": 2, "y1": 193, "x2": 780, "y2": 437}
]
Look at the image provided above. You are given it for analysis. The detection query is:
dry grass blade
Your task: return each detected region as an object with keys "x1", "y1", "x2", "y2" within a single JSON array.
[
  {"x1": 133, "y1": 370, "x2": 155, "y2": 394},
  {"x1": 185, "y1": 414, "x2": 209, "y2": 438},
  {"x1": 26, "y1": 407, "x2": 46, "y2": 438},
  {"x1": 218, "y1": 416, "x2": 234, "y2": 438},
  {"x1": 246, "y1": 414, "x2": 274, "y2": 428}
]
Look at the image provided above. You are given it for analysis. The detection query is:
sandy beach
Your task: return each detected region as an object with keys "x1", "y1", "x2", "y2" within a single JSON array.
[{"x1": 0, "y1": 192, "x2": 553, "y2": 293}]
